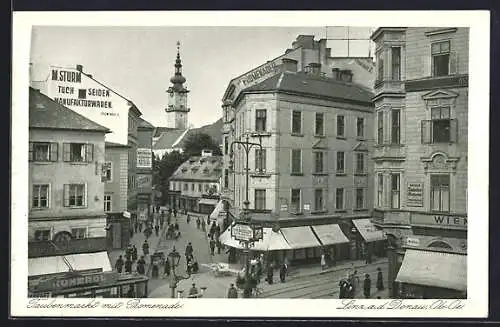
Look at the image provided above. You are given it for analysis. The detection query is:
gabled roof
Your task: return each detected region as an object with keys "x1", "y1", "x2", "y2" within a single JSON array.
[
  {"x1": 153, "y1": 129, "x2": 187, "y2": 150},
  {"x1": 170, "y1": 155, "x2": 223, "y2": 181},
  {"x1": 138, "y1": 117, "x2": 155, "y2": 130},
  {"x1": 29, "y1": 87, "x2": 110, "y2": 133},
  {"x1": 153, "y1": 126, "x2": 179, "y2": 138},
  {"x1": 241, "y1": 72, "x2": 374, "y2": 106},
  {"x1": 105, "y1": 141, "x2": 131, "y2": 148}
]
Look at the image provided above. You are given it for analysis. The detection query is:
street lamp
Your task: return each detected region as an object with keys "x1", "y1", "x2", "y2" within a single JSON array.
[
  {"x1": 229, "y1": 132, "x2": 264, "y2": 298},
  {"x1": 167, "y1": 246, "x2": 196, "y2": 298}
]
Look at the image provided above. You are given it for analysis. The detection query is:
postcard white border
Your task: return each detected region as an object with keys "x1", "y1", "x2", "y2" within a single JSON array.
[{"x1": 11, "y1": 10, "x2": 490, "y2": 318}]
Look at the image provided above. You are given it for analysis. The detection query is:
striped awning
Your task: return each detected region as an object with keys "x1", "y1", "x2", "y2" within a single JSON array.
[
  {"x1": 352, "y1": 218, "x2": 386, "y2": 242},
  {"x1": 219, "y1": 226, "x2": 292, "y2": 251},
  {"x1": 280, "y1": 226, "x2": 322, "y2": 249},
  {"x1": 311, "y1": 224, "x2": 350, "y2": 246}
]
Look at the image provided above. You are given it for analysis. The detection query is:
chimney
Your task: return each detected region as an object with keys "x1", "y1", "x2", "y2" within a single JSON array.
[
  {"x1": 76, "y1": 64, "x2": 83, "y2": 72},
  {"x1": 281, "y1": 58, "x2": 298, "y2": 73},
  {"x1": 332, "y1": 68, "x2": 340, "y2": 80},
  {"x1": 309, "y1": 63, "x2": 321, "y2": 76},
  {"x1": 201, "y1": 149, "x2": 213, "y2": 157},
  {"x1": 340, "y1": 69, "x2": 353, "y2": 83}
]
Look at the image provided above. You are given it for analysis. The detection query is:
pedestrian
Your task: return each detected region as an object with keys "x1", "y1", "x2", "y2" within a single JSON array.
[
  {"x1": 279, "y1": 264, "x2": 286, "y2": 283},
  {"x1": 266, "y1": 264, "x2": 274, "y2": 285},
  {"x1": 142, "y1": 240, "x2": 150, "y2": 257},
  {"x1": 189, "y1": 283, "x2": 199, "y2": 298},
  {"x1": 283, "y1": 256, "x2": 289, "y2": 276},
  {"x1": 350, "y1": 270, "x2": 359, "y2": 295},
  {"x1": 321, "y1": 252, "x2": 327, "y2": 270},
  {"x1": 209, "y1": 237, "x2": 216, "y2": 255},
  {"x1": 167, "y1": 212, "x2": 172, "y2": 226},
  {"x1": 186, "y1": 257, "x2": 192, "y2": 274},
  {"x1": 115, "y1": 255, "x2": 124, "y2": 273},
  {"x1": 196, "y1": 217, "x2": 201, "y2": 229},
  {"x1": 125, "y1": 249, "x2": 131, "y2": 262},
  {"x1": 185, "y1": 242, "x2": 193, "y2": 258},
  {"x1": 134, "y1": 220, "x2": 139, "y2": 233},
  {"x1": 187, "y1": 214, "x2": 191, "y2": 224},
  {"x1": 216, "y1": 239, "x2": 223, "y2": 254},
  {"x1": 174, "y1": 221, "x2": 179, "y2": 231},
  {"x1": 363, "y1": 273, "x2": 371, "y2": 299},
  {"x1": 155, "y1": 223, "x2": 160, "y2": 237},
  {"x1": 173, "y1": 208, "x2": 177, "y2": 217},
  {"x1": 164, "y1": 258, "x2": 171, "y2": 277},
  {"x1": 126, "y1": 285, "x2": 135, "y2": 298},
  {"x1": 132, "y1": 245, "x2": 138, "y2": 262},
  {"x1": 376, "y1": 267, "x2": 384, "y2": 291},
  {"x1": 138, "y1": 221, "x2": 143, "y2": 232},
  {"x1": 152, "y1": 259, "x2": 159, "y2": 278},
  {"x1": 137, "y1": 256, "x2": 146, "y2": 275},
  {"x1": 227, "y1": 283, "x2": 238, "y2": 298},
  {"x1": 201, "y1": 218, "x2": 206, "y2": 232},
  {"x1": 124, "y1": 256, "x2": 133, "y2": 273}
]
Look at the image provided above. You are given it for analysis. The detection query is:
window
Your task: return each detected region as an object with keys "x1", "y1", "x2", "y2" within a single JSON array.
[
  {"x1": 391, "y1": 174, "x2": 400, "y2": 209},
  {"x1": 432, "y1": 41, "x2": 450, "y2": 77},
  {"x1": 71, "y1": 228, "x2": 87, "y2": 240},
  {"x1": 191, "y1": 183, "x2": 195, "y2": 191},
  {"x1": 34, "y1": 230, "x2": 51, "y2": 241},
  {"x1": 377, "y1": 51, "x2": 384, "y2": 81},
  {"x1": 377, "y1": 173, "x2": 384, "y2": 207},
  {"x1": 104, "y1": 194, "x2": 112, "y2": 212},
  {"x1": 335, "y1": 188, "x2": 344, "y2": 210},
  {"x1": 224, "y1": 136, "x2": 229, "y2": 155},
  {"x1": 224, "y1": 169, "x2": 229, "y2": 188},
  {"x1": 377, "y1": 111, "x2": 384, "y2": 145},
  {"x1": 29, "y1": 142, "x2": 58, "y2": 162},
  {"x1": 291, "y1": 149, "x2": 302, "y2": 174},
  {"x1": 336, "y1": 115, "x2": 345, "y2": 137},
  {"x1": 391, "y1": 109, "x2": 401, "y2": 144},
  {"x1": 255, "y1": 148, "x2": 266, "y2": 172},
  {"x1": 254, "y1": 189, "x2": 266, "y2": 210},
  {"x1": 391, "y1": 47, "x2": 401, "y2": 81},
  {"x1": 421, "y1": 107, "x2": 457, "y2": 144},
  {"x1": 315, "y1": 112, "x2": 324, "y2": 136},
  {"x1": 355, "y1": 188, "x2": 365, "y2": 209},
  {"x1": 336, "y1": 151, "x2": 345, "y2": 174},
  {"x1": 171, "y1": 182, "x2": 176, "y2": 191},
  {"x1": 356, "y1": 117, "x2": 364, "y2": 139},
  {"x1": 431, "y1": 175, "x2": 450, "y2": 212},
  {"x1": 64, "y1": 184, "x2": 86, "y2": 207},
  {"x1": 32, "y1": 184, "x2": 49, "y2": 209},
  {"x1": 314, "y1": 151, "x2": 324, "y2": 174},
  {"x1": 205, "y1": 184, "x2": 209, "y2": 192},
  {"x1": 198, "y1": 183, "x2": 202, "y2": 192},
  {"x1": 292, "y1": 110, "x2": 302, "y2": 134},
  {"x1": 255, "y1": 109, "x2": 267, "y2": 132},
  {"x1": 102, "y1": 162, "x2": 112, "y2": 182},
  {"x1": 291, "y1": 189, "x2": 301, "y2": 213},
  {"x1": 184, "y1": 183, "x2": 188, "y2": 191},
  {"x1": 355, "y1": 153, "x2": 365, "y2": 174},
  {"x1": 314, "y1": 189, "x2": 324, "y2": 211},
  {"x1": 63, "y1": 143, "x2": 93, "y2": 163}
]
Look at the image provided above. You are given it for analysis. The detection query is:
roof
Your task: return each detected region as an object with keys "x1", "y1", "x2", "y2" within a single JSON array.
[
  {"x1": 105, "y1": 141, "x2": 131, "y2": 148},
  {"x1": 138, "y1": 117, "x2": 155, "y2": 130},
  {"x1": 29, "y1": 87, "x2": 110, "y2": 133},
  {"x1": 241, "y1": 72, "x2": 374, "y2": 106},
  {"x1": 153, "y1": 126, "x2": 179, "y2": 138},
  {"x1": 153, "y1": 118, "x2": 223, "y2": 150},
  {"x1": 178, "y1": 118, "x2": 223, "y2": 147},
  {"x1": 153, "y1": 129, "x2": 188, "y2": 150},
  {"x1": 170, "y1": 155, "x2": 223, "y2": 181}
]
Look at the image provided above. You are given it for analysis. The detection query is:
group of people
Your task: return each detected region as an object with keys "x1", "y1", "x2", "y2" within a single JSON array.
[
  {"x1": 338, "y1": 267, "x2": 385, "y2": 299},
  {"x1": 184, "y1": 242, "x2": 200, "y2": 274},
  {"x1": 114, "y1": 242, "x2": 149, "y2": 275}
]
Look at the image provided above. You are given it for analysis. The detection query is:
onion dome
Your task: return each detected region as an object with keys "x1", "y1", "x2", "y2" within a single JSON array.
[{"x1": 170, "y1": 41, "x2": 186, "y2": 86}]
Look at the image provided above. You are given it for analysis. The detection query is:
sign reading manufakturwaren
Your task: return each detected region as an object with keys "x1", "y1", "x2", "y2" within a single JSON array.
[{"x1": 231, "y1": 223, "x2": 254, "y2": 241}]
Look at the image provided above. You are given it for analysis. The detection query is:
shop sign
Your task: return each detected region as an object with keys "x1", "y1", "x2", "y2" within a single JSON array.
[
  {"x1": 405, "y1": 74, "x2": 468, "y2": 92},
  {"x1": 34, "y1": 272, "x2": 119, "y2": 292},
  {"x1": 240, "y1": 60, "x2": 281, "y2": 87},
  {"x1": 231, "y1": 223, "x2": 254, "y2": 241},
  {"x1": 137, "y1": 148, "x2": 152, "y2": 169},
  {"x1": 406, "y1": 182, "x2": 423, "y2": 207},
  {"x1": 303, "y1": 204, "x2": 311, "y2": 211},
  {"x1": 280, "y1": 204, "x2": 288, "y2": 211},
  {"x1": 405, "y1": 237, "x2": 420, "y2": 247},
  {"x1": 137, "y1": 174, "x2": 152, "y2": 189},
  {"x1": 411, "y1": 212, "x2": 467, "y2": 230}
]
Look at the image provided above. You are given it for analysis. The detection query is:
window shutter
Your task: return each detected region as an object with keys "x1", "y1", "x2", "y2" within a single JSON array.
[
  {"x1": 421, "y1": 120, "x2": 432, "y2": 144},
  {"x1": 449, "y1": 52, "x2": 458, "y2": 75},
  {"x1": 262, "y1": 149, "x2": 266, "y2": 172},
  {"x1": 83, "y1": 183, "x2": 88, "y2": 207},
  {"x1": 63, "y1": 184, "x2": 69, "y2": 207},
  {"x1": 29, "y1": 142, "x2": 33, "y2": 161},
  {"x1": 63, "y1": 143, "x2": 70, "y2": 162},
  {"x1": 450, "y1": 119, "x2": 458, "y2": 143},
  {"x1": 86, "y1": 144, "x2": 94, "y2": 163},
  {"x1": 254, "y1": 149, "x2": 259, "y2": 170},
  {"x1": 50, "y1": 143, "x2": 58, "y2": 161}
]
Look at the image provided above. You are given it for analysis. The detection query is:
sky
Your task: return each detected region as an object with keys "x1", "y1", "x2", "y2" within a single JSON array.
[{"x1": 30, "y1": 26, "x2": 374, "y2": 128}]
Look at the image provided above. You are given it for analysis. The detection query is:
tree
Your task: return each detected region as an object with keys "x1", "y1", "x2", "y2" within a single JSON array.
[
  {"x1": 182, "y1": 132, "x2": 222, "y2": 157},
  {"x1": 154, "y1": 150, "x2": 188, "y2": 205}
]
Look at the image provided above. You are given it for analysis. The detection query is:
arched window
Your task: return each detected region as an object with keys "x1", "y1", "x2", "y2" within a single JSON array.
[{"x1": 427, "y1": 240, "x2": 453, "y2": 249}]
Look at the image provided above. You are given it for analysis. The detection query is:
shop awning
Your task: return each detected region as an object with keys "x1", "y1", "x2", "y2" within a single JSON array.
[
  {"x1": 281, "y1": 226, "x2": 322, "y2": 249},
  {"x1": 219, "y1": 227, "x2": 292, "y2": 251},
  {"x1": 28, "y1": 251, "x2": 112, "y2": 277},
  {"x1": 209, "y1": 200, "x2": 224, "y2": 220},
  {"x1": 198, "y1": 198, "x2": 219, "y2": 206},
  {"x1": 311, "y1": 224, "x2": 350, "y2": 246},
  {"x1": 396, "y1": 249, "x2": 467, "y2": 291},
  {"x1": 352, "y1": 218, "x2": 386, "y2": 242}
]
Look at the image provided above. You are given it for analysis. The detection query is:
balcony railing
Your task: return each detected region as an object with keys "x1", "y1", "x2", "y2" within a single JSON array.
[{"x1": 372, "y1": 144, "x2": 406, "y2": 161}]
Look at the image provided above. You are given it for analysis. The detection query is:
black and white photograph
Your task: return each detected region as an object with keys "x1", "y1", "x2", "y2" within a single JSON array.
[{"x1": 11, "y1": 11, "x2": 489, "y2": 318}]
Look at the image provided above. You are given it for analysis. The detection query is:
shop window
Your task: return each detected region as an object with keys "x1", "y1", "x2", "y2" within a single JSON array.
[
  {"x1": 292, "y1": 110, "x2": 302, "y2": 135},
  {"x1": 314, "y1": 189, "x2": 324, "y2": 211},
  {"x1": 254, "y1": 189, "x2": 266, "y2": 210},
  {"x1": 63, "y1": 184, "x2": 86, "y2": 207},
  {"x1": 34, "y1": 229, "x2": 51, "y2": 241},
  {"x1": 335, "y1": 188, "x2": 344, "y2": 210},
  {"x1": 355, "y1": 152, "x2": 365, "y2": 174},
  {"x1": 431, "y1": 175, "x2": 450, "y2": 212},
  {"x1": 291, "y1": 189, "x2": 301, "y2": 213},
  {"x1": 391, "y1": 47, "x2": 401, "y2": 81},
  {"x1": 29, "y1": 142, "x2": 58, "y2": 162},
  {"x1": 315, "y1": 112, "x2": 324, "y2": 136},
  {"x1": 377, "y1": 173, "x2": 384, "y2": 207},
  {"x1": 421, "y1": 107, "x2": 457, "y2": 144},
  {"x1": 355, "y1": 188, "x2": 365, "y2": 209},
  {"x1": 104, "y1": 194, "x2": 112, "y2": 212},
  {"x1": 391, "y1": 109, "x2": 401, "y2": 144},
  {"x1": 255, "y1": 148, "x2": 266, "y2": 172},
  {"x1": 336, "y1": 151, "x2": 345, "y2": 174},
  {"x1": 255, "y1": 109, "x2": 267, "y2": 132},
  {"x1": 291, "y1": 149, "x2": 302, "y2": 174},
  {"x1": 32, "y1": 184, "x2": 50, "y2": 209},
  {"x1": 356, "y1": 117, "x2": 364, "y2": 139},
  {"x1": 336, "y1": 115, "x2": 345, "y2": 137},
  {"x1": 314, "y1": 151, "x2": 324, "y2": 174},
  {"x1": 63, "y1": 143, "x2": 93, "y2": 163},
  {"x1": 391, "y1": 174, "x2": 400, "y2": 209},
  {"x1": 71, "y1": 227, "x2": 87, "y2": 240},
  {"x1": 432, "y1": 41, "x2": 450, "y2": 77},
  {"x1": 377, "y1": 111, "x2": 384, "y2": 145}
]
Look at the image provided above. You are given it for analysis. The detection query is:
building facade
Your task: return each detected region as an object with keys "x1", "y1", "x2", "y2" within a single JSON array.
[
  {"x1": 370, "y1": 27, "x2": 468, "y2": 298},
  {"x1": 136, "y1": 117, "x2": 155, "y2": 216}
]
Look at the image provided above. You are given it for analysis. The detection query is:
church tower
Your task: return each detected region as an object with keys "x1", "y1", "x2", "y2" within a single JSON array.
[{"x1": 165, "y1": 41, "x2": 190, "y2": 129}]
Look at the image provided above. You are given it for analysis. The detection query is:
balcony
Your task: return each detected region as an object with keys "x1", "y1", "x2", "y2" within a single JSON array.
[
  {"x1": 373, "y1": 80, "x2": 405, "y2": 100},
  {"x1": 372, "y1": 144, "x2": 406, "y2": 161}
]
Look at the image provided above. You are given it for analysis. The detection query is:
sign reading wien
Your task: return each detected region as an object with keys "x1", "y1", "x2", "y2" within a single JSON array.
[{"x1": 411, "y1": 212, "x2": 467, "y2": 229}]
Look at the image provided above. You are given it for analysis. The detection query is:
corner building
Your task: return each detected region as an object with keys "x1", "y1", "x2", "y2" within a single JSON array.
[{"x1": 371, "y1": 27, "x2": 468, "y2": 298}]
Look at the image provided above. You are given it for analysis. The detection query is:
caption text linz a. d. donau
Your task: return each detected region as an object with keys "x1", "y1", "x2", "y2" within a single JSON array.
[{"x1": 25, "y1": 298, "x2": 466, "y2": 311}]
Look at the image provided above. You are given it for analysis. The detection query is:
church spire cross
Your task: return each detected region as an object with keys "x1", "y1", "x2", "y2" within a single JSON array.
[{"x1": 170, "y1": 40, "x2": 186, "y2": 88}]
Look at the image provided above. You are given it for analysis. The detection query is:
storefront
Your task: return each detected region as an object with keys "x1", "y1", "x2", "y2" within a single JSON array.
[
  {"x1": 395, "y1": 249, "x2": 467, "y2": 299},
  {"x1": 137, "y1": 193, "x2": 152, "y2": 221},
  {"x1": 311, "y1": 224, "x2": 351, "y2": 263},
  {"x1": 352, "y1": 218, "x2": 387, "y2": 261},
  {"x1": 198, "y1": 197, "x2": 219, "y2": 215},
  {"x1": 106, "y1": 211, "x2": 132, "y2": 249}
]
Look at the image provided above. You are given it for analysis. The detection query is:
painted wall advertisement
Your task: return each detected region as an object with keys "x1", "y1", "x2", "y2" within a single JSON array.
[
  {"x1": 406, "y1": 182, "x2": 424, "y2": 207},
  {"x1": 45, "y1": 65, "x2": 129, "y2": 145},
  {"x1": 136, "y1": 174, "x2": 152, "y2": 189},
  {"x1": 137, "y1": 148, "x2": 152, "y2": 169}
]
